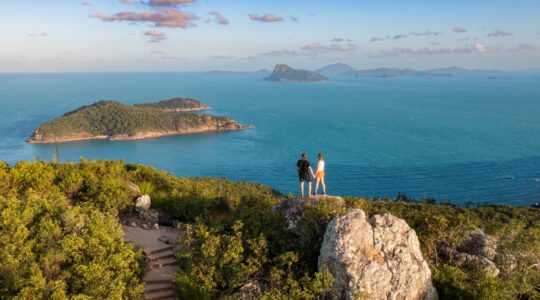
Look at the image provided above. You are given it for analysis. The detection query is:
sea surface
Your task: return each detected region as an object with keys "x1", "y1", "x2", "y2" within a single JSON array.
[{"x1": 0, "y1": 72, "x2": 539, "y2": 205}]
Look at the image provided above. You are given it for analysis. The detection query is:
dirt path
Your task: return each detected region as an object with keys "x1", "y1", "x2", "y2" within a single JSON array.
[{"x1": 122, "y1": 225, "x2": 179, "y2": 300}]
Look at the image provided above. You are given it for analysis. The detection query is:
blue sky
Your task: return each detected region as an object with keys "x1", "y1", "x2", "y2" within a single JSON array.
[{"x1": 1, "y1": 0, "x2": 539, "y2": 72}]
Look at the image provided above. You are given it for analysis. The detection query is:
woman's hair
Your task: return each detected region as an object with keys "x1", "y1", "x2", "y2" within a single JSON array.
[{"x1": 318, "y1": 153, "x2": 323, "y2": 159}]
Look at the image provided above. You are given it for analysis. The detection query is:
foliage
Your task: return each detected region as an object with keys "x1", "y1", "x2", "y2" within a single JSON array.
[
  {"x1": 134, "y1": 98, "x2": 208, "y2": 111},
  {"x1": 1, "y1": 159, "x2": 539, "y2": 299}
]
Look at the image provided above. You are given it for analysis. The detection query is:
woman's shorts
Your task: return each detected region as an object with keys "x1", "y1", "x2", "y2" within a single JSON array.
[{"x1": 316, "y1": 172, "x2": 325, "y2": 179}]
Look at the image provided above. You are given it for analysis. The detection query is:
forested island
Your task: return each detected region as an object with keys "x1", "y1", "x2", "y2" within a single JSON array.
[
  {"x1": 27, "y1": 98, "x2": 251, "y2": 144},
  {"x1": 0, "y1": 159, "x2": 538, "y2": 299}
]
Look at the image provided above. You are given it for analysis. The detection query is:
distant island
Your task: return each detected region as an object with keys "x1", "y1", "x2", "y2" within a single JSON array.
[
  {"x1": 341, "y1": 68, "x2": 450, "y2": 78},
  {"x1": 204, "y1": 69, "x2": 271, "y2": 77},
  {"x1": 320, "y1": 64, "x2": 503, "y2": 78},
  {"x1": 265, "y1": 64, "x2": 328, "y2": 82},
  {"x1": 315, "y1": 63, "x2": 357, "y2": 76},
  {"x1": 28, "y1": 98, "x2": 252, "y2": 144}
]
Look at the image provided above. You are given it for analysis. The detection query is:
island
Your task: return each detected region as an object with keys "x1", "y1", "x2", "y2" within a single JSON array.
[
  {"x1": 341, "y1": 68, "x2": 450, "y2": 78},
  {"x1": 264, "y1": 64, "x2": 328, "y2": 82},
  {"x1": 315, "y1": 63, "x2": 357, "y2": 76},
  {"x1": 27, "y1": 99, "x2": 252, "y2": 144}
]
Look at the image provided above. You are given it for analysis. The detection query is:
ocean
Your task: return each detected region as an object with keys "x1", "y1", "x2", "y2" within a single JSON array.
[{"x1": 0, "y1": 72, "x2": 539, "y2": 205}]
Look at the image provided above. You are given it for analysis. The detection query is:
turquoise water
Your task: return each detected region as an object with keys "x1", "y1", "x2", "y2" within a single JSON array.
[{"x1": 0, "y1": 72, "x2": 539, "y2": 205}]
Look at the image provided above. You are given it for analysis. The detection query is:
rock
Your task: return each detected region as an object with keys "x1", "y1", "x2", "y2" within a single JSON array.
[
  {"x1": 239, "y1": 280, "x2": 263, "y2": 299},
  {"x1": 141, "y1": 224, "x2": 151, "y2": 230},
  {"x1": 272, "y1": 195, "x2": 344, "y2": 229},
  {"x1": 454, "y1": 252, "x2": 500, "y2": 277},
  {"x1": 135, "y1": 195, "x2": 151, "y2": 210},
  {"x1": 127, "y1": 181, "x2": 141, "y2": 195},
  {"x1": 318, "y1": 209, "x2": 437, "y2": 300},
  {"x1": 153, "y1": 223, "x2": 159, "y2": 230},
  {"x1": 531, "y1": 202, "x2": 540, "y2": 209},
  {"x1": 458, "y1": 230, "x2": 498, "y2": 261},
  {"x1": 129, "y1": 222, "x2": 137, "y2": 227},
  {"x1": 139, "y1": 209, "x2": 159, "y2": 224}
]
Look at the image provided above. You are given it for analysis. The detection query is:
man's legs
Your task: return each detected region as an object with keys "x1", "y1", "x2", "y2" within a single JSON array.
[{"x1": 300, "y1": 181, "x2": 304, "y2": 197}]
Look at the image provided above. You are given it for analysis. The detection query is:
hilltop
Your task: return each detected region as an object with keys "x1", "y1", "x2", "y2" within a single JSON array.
[
  {"x1": 0, "y1": 160, "x2": 539, "y2": 299},
  {"x1": 28, "y1": 99, "x2": 251, "y2": 144},
  {"x1": 265, "y1": 64, "x2": 328, "y2": 82}
]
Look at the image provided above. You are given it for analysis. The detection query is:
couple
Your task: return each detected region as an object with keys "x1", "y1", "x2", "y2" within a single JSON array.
[{"x1": 296, "y1": 153, "x2": 326, "y2": 197}]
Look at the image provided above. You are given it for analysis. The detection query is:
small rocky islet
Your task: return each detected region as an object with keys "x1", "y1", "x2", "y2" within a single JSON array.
[{"x1": 27, "y1": 98, "x2": 252, "y2": 144}]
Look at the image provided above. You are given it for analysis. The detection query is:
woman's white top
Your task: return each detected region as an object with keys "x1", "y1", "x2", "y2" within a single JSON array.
[{"x1": 317, "y1": 160, "x2": 325, "y2": 173}]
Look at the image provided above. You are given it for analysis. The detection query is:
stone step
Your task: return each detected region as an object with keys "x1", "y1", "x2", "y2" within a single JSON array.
[
  {"x1": 146, "y1": 250, "x2": 175, "y2": 261},
  {"x1": 144, "y1": 289, "x2": 176, "y2": 300},
  {"x1": 143, "y1": 245, "x2": 174, "y2": 257},
  {"x1": 143, "y1": 266, "x2": 176, "y2": 282},
  {"x1": 144, "y1": 282, "x2": 174, "y2": 294},
  {"x1": 149, "y1": 257, "x2": 178, "y2": 269}
]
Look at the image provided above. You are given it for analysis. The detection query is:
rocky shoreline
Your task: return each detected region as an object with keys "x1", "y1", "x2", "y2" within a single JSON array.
[{"x1": 27, "y1": 124, "x2": 253, "y2": 144}]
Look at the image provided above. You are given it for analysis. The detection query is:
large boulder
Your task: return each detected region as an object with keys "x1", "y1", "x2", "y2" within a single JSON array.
[
  {"x1": 318, "y1": 209, "x2": 437, "y2": 300},
  {"x1": 135, "y1": 194, "x2": 151, "y2": 210},
  {"x1": 272, "y1": 195, "x2": 344, "y2": 229}
]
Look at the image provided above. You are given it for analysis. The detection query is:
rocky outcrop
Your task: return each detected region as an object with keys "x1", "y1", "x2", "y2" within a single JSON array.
[
  {"x1": 318, "y1": 209, "x2": 437, "y2": 300},
  {"x1": 265, "y1": 64, "x2": 328, "y2": 82},
  {"x1": 272, "y1": 195, "x2": 344, "y2": 229}
]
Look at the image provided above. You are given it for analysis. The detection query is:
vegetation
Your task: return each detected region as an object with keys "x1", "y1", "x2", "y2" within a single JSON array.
[
  {"x1": 134, "y1": 98, "x2": 209, "y2": 111},
  {"x1": 29, "y1": 100, "x2": 246, "y2": 142},
  {"x1": 0, "y1": 159, "x2": 539, "y2": 299}
]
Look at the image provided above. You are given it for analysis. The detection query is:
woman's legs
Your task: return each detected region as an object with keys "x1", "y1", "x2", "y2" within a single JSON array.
[
  {"x1": 314, "y1": 178, "x2": 320, "y2": 194},
  {"x1": 321, "y1": 177, "x2": 326, "y2": 194}
]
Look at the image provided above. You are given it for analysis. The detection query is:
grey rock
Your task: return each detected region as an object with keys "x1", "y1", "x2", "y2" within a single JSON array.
[
  {"x1": 455, "y1": 252, "x2": 500, "y2": 277},
  {"x1": 318, "y1": 209, "x2": 437, "y2": 300},
  {"x1": 459, "y1": 230, "x2": 498, "y2": 261},
  {"x1": 139, "y1": 209, "x2": 159, "y2": 224},
  {"x1": 239, "y1": 280, "x2": 263, "y2": 299}
]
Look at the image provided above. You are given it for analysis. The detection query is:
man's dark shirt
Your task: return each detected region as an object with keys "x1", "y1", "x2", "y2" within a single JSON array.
[{"x1": 297, "y1": 159, "x2": 310, "y2": 177}]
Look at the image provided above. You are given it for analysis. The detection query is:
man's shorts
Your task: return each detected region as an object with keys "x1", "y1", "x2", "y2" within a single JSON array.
[{"x1": 299, "y1": 173, "x2": 311, "y2": 182}]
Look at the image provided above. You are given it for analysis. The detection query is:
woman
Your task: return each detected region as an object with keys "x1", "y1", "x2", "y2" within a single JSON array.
[{"x1": 314, "y1": 153, "x2": 326, "y2": 195}]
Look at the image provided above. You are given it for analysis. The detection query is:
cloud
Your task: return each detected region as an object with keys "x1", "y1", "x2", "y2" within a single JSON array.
[
  {"x1": 378, "y1": 43, "x2": 496, "y2": 56},
  {"x1": 209, "y1": 11, "x2": 229, "y2": 25},
  {"x1": 259, "y1": 49, "x2": 297, "y2": 57},
  {"x1": 452, "y1": 27, "x2": 467, "y2": 33},
  {"x1": 370, "y1": 36, "x2": 385, "y2": 42},
  {"x1": 331, "y1": 37, "x2": 353, "y2": 43},
  {"x1": 473, "y1": 43, "x2": 496, "y2": 53},
  {"x1": 150, "y1": 50, "x2": 166, "y2": 54},
  {"x1": 392, "y1": 34, "x2": 407, "y2": 39},
  {"x1": 144, "y1": 30, "x2": 166, "y2": 43},
  {"x1": 211, "y1": 55, "x2": 235, "y2": 59},
  {"x1": 248, "y1": 13, "x2": 283, "y2": 23},
  {"x1": 81, "y1": 0, "x2": 92, "y2": 6},
  {"x1": 508, "y1": 43, "x2": 538, "y2": 52},
  {"x1": 409, "y1": 30, "x2": 442, "y2": 36},
  {"x1": 290, "y1": 16, "x2": 299, "y2": 21},
  {"x1": 29, "y1": 32, "x2": 48, "y2": 37},
  {"x1": 457, "y1": 38, "x2": 469, "y2": 41},
  {"x1": 93, "y1": 8, "x2": 198, "y2": 28},
  {"x1": 120, "y1": 0, "x2": 132, "y2": 4},
  {"x1": 161, "y1": 55, "x2": 184, "y2": 60},
  {"x1": 301, "y1": 42, "x2": 357, "y2": 54},
  {"x1": 487, "y1": 30, "x2": 513, "y2": 37},
  {"x1": 147, "y1": 0, "x2": 195, "y2": 7}
]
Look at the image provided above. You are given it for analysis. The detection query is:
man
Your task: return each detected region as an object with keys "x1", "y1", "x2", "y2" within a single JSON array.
[{"x1": 297, "y1": 153, "x2": 315, "y2": 197}]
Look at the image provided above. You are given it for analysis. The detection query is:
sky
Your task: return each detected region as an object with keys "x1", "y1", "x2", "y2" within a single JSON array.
[{"x1": 1, "y1": 0, "x2": 540, "y2": 72}]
